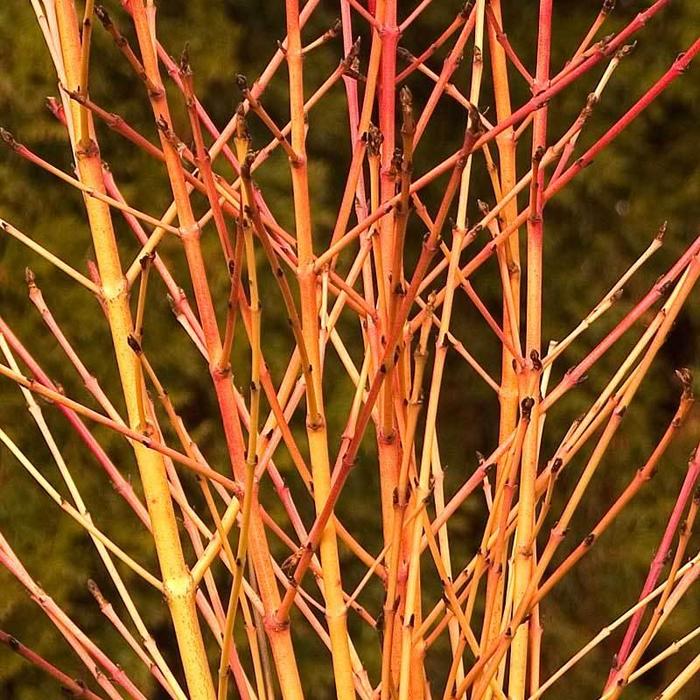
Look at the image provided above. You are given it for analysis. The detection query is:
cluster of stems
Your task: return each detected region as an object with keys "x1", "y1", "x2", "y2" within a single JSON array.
[{"x1": 0, "y1": 1, "x2": 699, "y2": 698}]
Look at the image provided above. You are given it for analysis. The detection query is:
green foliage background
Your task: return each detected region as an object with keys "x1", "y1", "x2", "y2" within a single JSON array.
[{"x1": 0, "y1": 1, "x2": 699, "y2": 697}]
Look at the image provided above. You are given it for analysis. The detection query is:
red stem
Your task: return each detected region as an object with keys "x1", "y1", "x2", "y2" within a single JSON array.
[{"x1": 608, "y1": 444, "x2": 700, "y2": 684}]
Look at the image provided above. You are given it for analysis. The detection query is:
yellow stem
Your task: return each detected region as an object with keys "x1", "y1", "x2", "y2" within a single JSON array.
[{"x1": 51, "y1": 2, "x2": 215, "y2": 696}]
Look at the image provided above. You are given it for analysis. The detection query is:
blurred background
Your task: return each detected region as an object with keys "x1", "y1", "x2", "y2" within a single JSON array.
[{"x1": 1, "y1": 1, "x2": 699, "y2": 697}]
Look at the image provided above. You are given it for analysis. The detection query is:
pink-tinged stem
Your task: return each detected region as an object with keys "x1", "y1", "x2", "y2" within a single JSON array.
[
  {"x1": 317, "y1": 0, "x2": 676, "y2": 272},
  {"x1": 399, "y1": 0, "x2": 435, "y2": 33},
  {"x1": 411, "y1": 38, "x2": 700, "y2": 343},
  {"x1": 607, "y1": 444, "x2": 700, "y2": 685},
  {"x1": 396, "y1": 5, "x2": 473, "y2": 83},
  {"x1": 275, "y1": 118, "x2": 481, "y2": 621},
  {"x1": 413, "y1": 9, "x2": 477, "y2": 144},
  {"x1": 0, "y1": 629, "x2": 103, "y2": 700},
  {"x1": 484, "y1": 3, "x2": 534, "y2": 86},
  {"x1": 0, "y1": 535, "x2": 146, "y2": 700},
  {"x1": 0, "y1": 316, "x2": 151, "y2": 526}
]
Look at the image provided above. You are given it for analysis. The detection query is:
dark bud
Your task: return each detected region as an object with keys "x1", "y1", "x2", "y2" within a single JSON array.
[
  {"x1": 460, "y1": 1, "x2": 476, "y2": 19},
  {"x1": 349, "y1": 36, "x2": 362, "y2": 60},
  {"x1": 400, "y1": 85, "x2": 413, "y2": 113},
  {"x1": 659, "y1": 279, "x2": 675, "y2": 296},
  {"x1": 235, "y1": 102, "x2": 248, "y2": 124},
  {"x1": 391, "y1": 146, "x2": 403, "y2": 173},
  {"x1": 343, "y1": 47, "x2": 364, "y2": 80},
  {"x1": 0, "y1": 128, "x2": 20, "y2": 150},
  {"x1": 94, "y1": 5, "x2": 112, "y2": 28},
  {"x1": 281, "y1": 548, "x2": 303, "y2": 580},
  {"x1": 585, "y1": 92, "x2": 600, "y2": 113},
  {"x1": 328, "y1": 18, "x2": 342, "y2": 38},
  {"x1": 521, "y1": 396, "x2": 535, "y2": 418},
  {"x1": 155, "y1": 115, "x2": 169, "y2": 133},
  {"x1": 244, "y1": 150, "x2": 257, "y2": 172},
  {"x1": 179, "y1": 43, "x2": 192, "y2": 76},
  {"x1": 397, "y1": 47, "x2": 415, "y2": 63},
  {"x1": 376, "y1": 608, "x2": 385, "y2": 638},
  {"x1": 616, "y1": 41, "x2": 637, "y2": 61},
  {"x1": 126, "y1": 334, "x2": 142, "y2": 354},
  {"x1": 675, "y1": 367, "x2": 693, "y2": 396},
  {"x1": 235, "y1": 73, "x2": 249, "y2": 94},
  {"x1": 600, "y1": 33, "x2": 615, "y2": 50},
  {"x1": 139, "y1": 251, "x2": 155, "y2": 270},
  {"x1": 466, "y1": 104, "x2": 483, "y2": 135},
  {"x1": 87, "y1": 579, "x2": 108, "y2": 608},
  {"x1": 655, "y1": 220, "x2": 668, "y2": 242},
  {"x1": 367, "y1": 123, "x2": 383, "y2": 157},
  {"x1": 530, "y1": 349, "x2": 543, "y2": 371}
]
